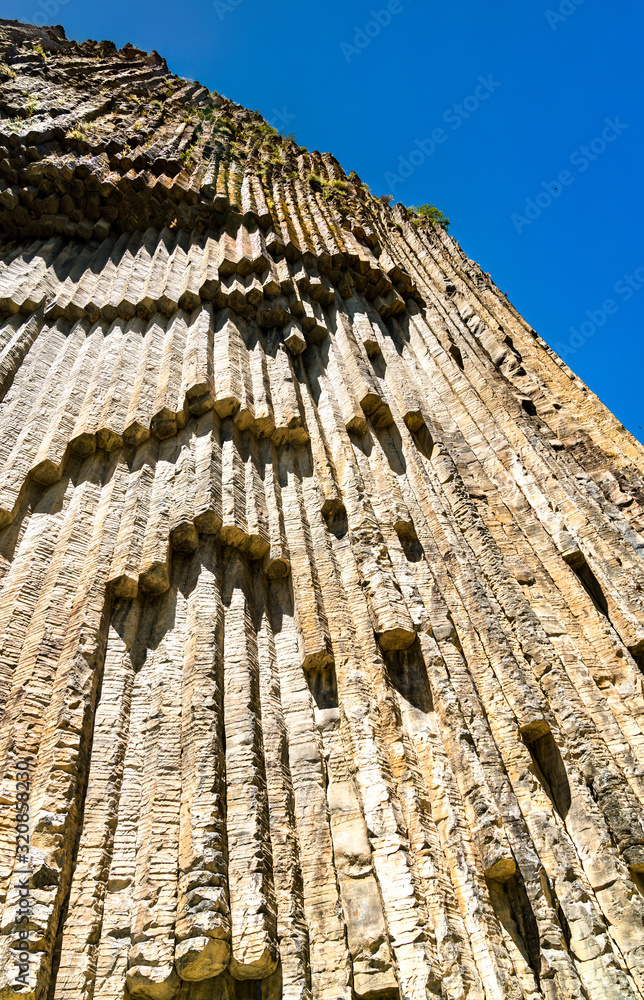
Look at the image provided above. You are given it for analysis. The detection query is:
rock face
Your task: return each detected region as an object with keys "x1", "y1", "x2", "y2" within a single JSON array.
[{"x1": 1, "y1": 18, "x2": 644, "y2": 1000}]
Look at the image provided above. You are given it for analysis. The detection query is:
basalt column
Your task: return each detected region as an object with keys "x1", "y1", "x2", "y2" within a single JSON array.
[{"x1": 1, "y1": 18, "x2": 644, "y2": 1000}]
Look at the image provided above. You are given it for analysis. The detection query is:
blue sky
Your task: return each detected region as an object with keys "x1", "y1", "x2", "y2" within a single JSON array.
[{"x1": 7, "y1": 0, "x2": 644, "y2": 441}]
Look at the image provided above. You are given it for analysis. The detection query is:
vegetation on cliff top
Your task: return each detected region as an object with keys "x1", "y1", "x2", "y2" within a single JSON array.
[{"x1": 408, "y1": 203, "x2": 450, "y2": 230}]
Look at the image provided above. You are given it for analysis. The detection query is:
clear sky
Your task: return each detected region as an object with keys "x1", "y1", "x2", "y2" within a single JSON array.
[{"x1": 6, "y1": 0, "x2": 644, "y2": 441}]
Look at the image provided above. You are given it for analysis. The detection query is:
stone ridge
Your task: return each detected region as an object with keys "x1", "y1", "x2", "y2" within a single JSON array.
[
  {"x1": 0, "y1": 18, "x2": 409, "y2": 251},
  {"x1": 1, "y1": 17, "x2": 644, "y2": 1000}
]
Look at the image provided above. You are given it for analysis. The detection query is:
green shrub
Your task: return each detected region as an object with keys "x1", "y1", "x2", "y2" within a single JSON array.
[
  {"x1": 257, "y1": 122, "x2": 279, "y2": 137},
  {"x1": 322, "y1": 178, "x2": 350, "y2": 200},
  {"x1": 409, "y1": 203, "x2": 450, "y2": 230},
  {"x1": 180, "y1": 143, "x2": 196, "y2": 170}
]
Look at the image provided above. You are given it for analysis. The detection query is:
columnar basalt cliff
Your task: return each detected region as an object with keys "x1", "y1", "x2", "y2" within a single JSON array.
[{"x1": 1, "y1": 18, "x2": 644, "y2": 1000}]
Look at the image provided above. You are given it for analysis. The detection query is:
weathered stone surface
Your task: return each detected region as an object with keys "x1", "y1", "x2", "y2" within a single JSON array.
[{"x1": 1, "y1": 17, "x2": 644, "y2": 1000}]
